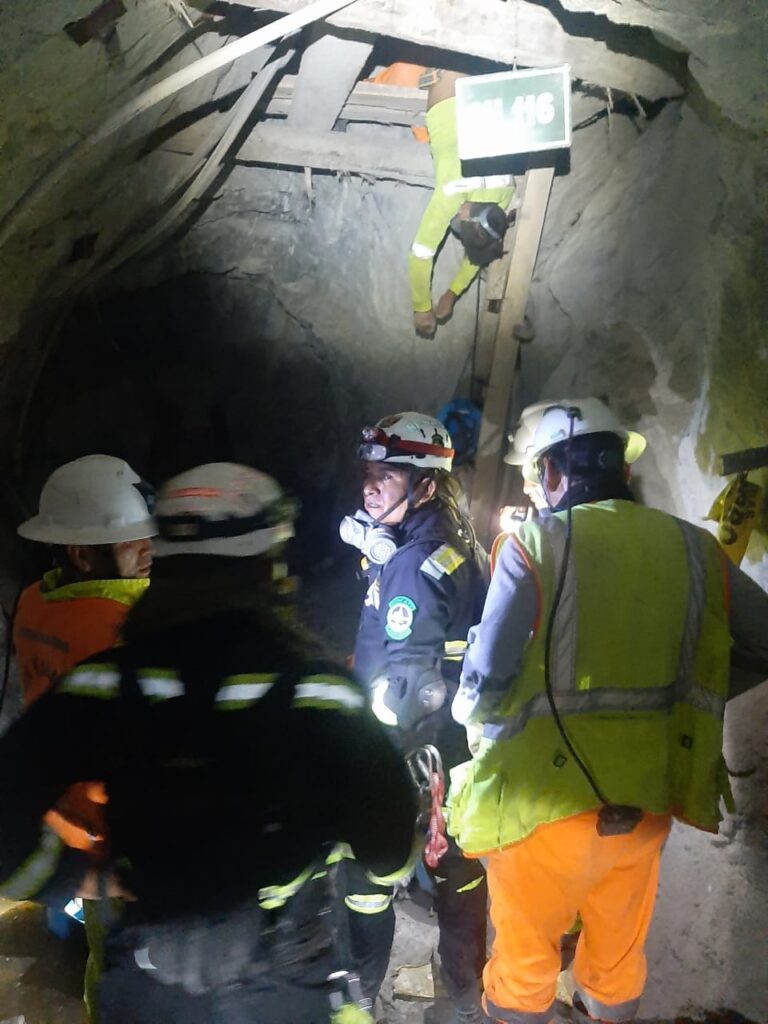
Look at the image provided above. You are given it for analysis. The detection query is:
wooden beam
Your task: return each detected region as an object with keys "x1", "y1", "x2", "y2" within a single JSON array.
[
  {"x1": 160, "y1": 79, "x2": 426, "y2": 161},
  {"x1": 236, "y1": 121, "x2": 433, "y2": 186},
  {"x1": 287, "y1": 28, "x2": 373, "y2": 132},
  {"x1": 271, "y1": 76, "x2": 426, "y2": 125},
  {"x1": 721, "y1": 447, "x2": 768, "y2": 476},
  {"x1": 470, "y1": 234, "x2": 515, "y2": 405},
  {"x1": 226, "y1": 0, "x2": 680, "y2": 99},
  {"x1": 470, "y1": 166, "x2": 555, "y2": 548}
]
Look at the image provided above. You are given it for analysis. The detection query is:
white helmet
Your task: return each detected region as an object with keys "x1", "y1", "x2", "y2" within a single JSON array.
[
  {"x1": 153, "y1": 463, "x2": 296, "y2": 558},
  {"x1": 505, "y1": 400, "x2": 576, "y2": 483},
  {"x1": 18, "y1": 455, "x2": 156, "y2": 545},
  {"x1": 358, "y1": 412, "x2": 454, "y2": 471},
  {"x1": 527, "y1": 398, "x2": 646, "y2": 472}
]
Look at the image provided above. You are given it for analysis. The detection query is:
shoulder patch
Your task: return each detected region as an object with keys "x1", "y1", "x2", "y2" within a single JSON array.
[
  {"x1": 420, "y1": 543, "x2": 466, "y2": 581},
  {"x1": 385, "y1": 596, "x2": 417, "y2": 640}
]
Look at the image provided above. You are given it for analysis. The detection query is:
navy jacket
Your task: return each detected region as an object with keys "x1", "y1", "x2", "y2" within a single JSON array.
[{"x1": 353, "y1": 502, "x2": 487, "y2": 767}]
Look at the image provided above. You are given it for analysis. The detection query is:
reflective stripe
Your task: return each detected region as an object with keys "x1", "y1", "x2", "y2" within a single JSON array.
[
  {"x1": 344, "y1": 893, "x2": 393, "y2": 915},
  {"x1": 137, "y1": 672, "x2": 185, "y2": 701},
  {"x1": 411, "y1": 241, "x2": 435, "y2": 259},
  {"x1": 215, "y1": 673, "x2": 277, "y2": 709},
  {"x1": 258, "y1": 862, "x2": 315, "y2": 909},
  {"x1": 545, "y1": 517, "x2": 578, "y2": 694},
  {"x1": 420, "y1": 544, "x2": 466, "y2": 582},
  {"x1": 134, "y1": 947, "x2": 157, "y2": 971},
  {"x1": 366, "y1": 835, "x2": 423, "y2": 885},
  {"x1": 483, "y1": 682, "x2": 724, "y2": 742},
  {"x1": 326, "y1": 843, "x2": 353, "y2": 865},
  {"x1": 444, "y1": 639, "x2": 468, "y2": 662},
  {"x1": 485, "y1": 998, "x2": 553, "y2": 1024},
  {"x1": 0, "y1": 826, "x2": 64, "y2": 900},
  {"x1": 442, "y1": 173, "x2": 514, "y2": 195},
  {"x1": 574, "y1": 987, "x2": 641, "y2": 1023},
  {"x1": 59, "y1": 665, "x2": 120, "y2": 699},
  {"x1": 292, "y1": 676, "x2": 365, "y2": 712},
  {"x1": 14, "y1": 625, "x2": 69, "y2": 653},
  {"x1": 675, "y1": 518, "x2": 707, "y2": 687},
  {"x1": 456, "y1": 875, "x2": 485, "y2": 895}
]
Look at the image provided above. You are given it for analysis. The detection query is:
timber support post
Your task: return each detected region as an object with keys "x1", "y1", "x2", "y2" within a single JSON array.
[{"x1": 470, "y1": 165, "x2": 555, "y2": 549}]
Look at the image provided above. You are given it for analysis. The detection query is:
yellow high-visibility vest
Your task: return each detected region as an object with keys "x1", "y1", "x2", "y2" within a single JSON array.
[{"x1": 449, "y1": 500, "x2": 732, "y2": 855}]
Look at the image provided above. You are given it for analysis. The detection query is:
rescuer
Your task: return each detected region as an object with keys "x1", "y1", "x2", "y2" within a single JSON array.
[
  {"x1": 450, "y1": 398, "x2": 768, "y2": 1024},
  {"x1": 13, "y1": 453, "x2": 155, "y2": 1021},
  {"x1": 410, "y1": 70, "x2": 515, "y2": 338},
  {"x1": 340, "y1": 413, "x2": 489, "y2": 1023},
  {"x1": 0, "y1": 462, "x2": 417, "y2": 1024}
]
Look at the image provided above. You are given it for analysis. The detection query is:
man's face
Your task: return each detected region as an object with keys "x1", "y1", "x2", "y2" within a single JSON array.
[
  {"x1": 111, "y1": 537, "x2": 153, "y2": 579},
  {"x1": 362, "y1": 462, "x2": 411, "y2": 526}
]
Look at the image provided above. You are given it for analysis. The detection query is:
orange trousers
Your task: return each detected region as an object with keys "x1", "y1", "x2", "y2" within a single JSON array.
[{"x1": 483, "y1": 810, "x2": 671, "y2": 1023}]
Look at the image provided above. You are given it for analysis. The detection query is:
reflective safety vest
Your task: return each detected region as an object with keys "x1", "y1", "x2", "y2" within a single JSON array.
[
  {"x1": 449, "y1": 500, "x2": 732, "y2": 855},
  {"x1": 13, "y1": 570, "x2": 148, "y2": 850},
  {"x1": 14, "y1": 570, "x2": 149, "y2": 705}
]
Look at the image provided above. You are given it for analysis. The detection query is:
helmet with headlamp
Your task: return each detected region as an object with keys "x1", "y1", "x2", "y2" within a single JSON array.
[
  {"x1": 357, "y1": 412, "x2": 455, "y2": 471},
  {"x1": 153, "y1": 463, "x2": 297, "y2": 558}
]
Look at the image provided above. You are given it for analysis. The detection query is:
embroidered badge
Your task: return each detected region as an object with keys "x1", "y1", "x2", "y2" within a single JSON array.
[{"x1": 385, "y1": 596, "x2": 417, "y2": 640}]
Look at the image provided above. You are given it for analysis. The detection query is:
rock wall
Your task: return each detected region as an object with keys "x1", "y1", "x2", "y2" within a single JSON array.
[{"x1": 523, "y1": 98, "x2": 768, "y2": 586}]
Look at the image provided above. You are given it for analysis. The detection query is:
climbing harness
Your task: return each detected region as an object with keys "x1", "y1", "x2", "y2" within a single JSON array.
[{"x1": 405, "y1": 745, "x2": 448, "y2": 867}]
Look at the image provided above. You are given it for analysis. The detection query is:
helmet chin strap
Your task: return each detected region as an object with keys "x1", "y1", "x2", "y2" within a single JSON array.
[
  {"x1": 371, "y1": 492, "x2": 408, "y2": 525},
  {"x1": 368, "y1": 467, "x2": 430, "y2": 527},
  {"x1": 538, "y1": 460, "x2": 556, "y2": 513},
  {"x1": 406, "y1": 471, "x2": 429, "y2": 512}
]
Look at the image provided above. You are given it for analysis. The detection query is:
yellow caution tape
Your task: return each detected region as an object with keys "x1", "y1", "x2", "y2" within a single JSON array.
[{"x1": 706, "y1": 473, "x2": 762, "y2": 565}]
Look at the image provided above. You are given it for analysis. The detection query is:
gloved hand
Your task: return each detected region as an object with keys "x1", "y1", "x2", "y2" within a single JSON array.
[{"x1": 372, "y1": 666, "x2": 447, "y2": 731}]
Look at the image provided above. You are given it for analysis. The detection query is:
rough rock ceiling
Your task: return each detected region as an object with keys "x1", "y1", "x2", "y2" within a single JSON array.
[
  {"x1": 556, "y1": 0, "x2": 767, "y2": 135},
  {"x1": 236, "y1": 0, "x2": 767, "y2": 132},
  {"x1": 0, "y1": 0, "x2": 764, "y2": 363}
]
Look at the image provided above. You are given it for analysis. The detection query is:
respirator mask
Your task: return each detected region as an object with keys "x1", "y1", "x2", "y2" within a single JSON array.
[{"x1": 339, "y1": 509, "x2": 399, "y2": 565}]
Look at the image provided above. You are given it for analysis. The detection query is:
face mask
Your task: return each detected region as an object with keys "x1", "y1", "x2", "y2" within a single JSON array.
[{"x1": 339, "y1": 509, "x2": 399, "y2": 565}]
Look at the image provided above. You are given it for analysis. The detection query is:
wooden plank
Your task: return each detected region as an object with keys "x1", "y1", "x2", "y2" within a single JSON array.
[
  {"x1": 470, "y1": 166, "x2": 555, "y2": 548},
  {"x1": 721, "y1": 446, "x2": 768, "y2": 475},
  {"x1": 470, "y1": 222, "x2": 515, "y2": 405},
  {"x1": 236, "y1": 121, "x2": 434, "y2": 185},
  {"x1": 272, "y1": 76, "x2": 426, "y2": 123},
  {"x1": 157, "y1": 78, "x2": 426, "y2": 158},
  {"x1": 226, "y1": 0, "x2": 680, "y2": 99},
  {"x1": 286, "y1": 30, "x2": 373, "y2": 132}
]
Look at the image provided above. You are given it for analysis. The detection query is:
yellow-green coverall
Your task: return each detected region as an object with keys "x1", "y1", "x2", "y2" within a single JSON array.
[{"x1": 409, "y1": 97, "x2": 515, "y2": 313}]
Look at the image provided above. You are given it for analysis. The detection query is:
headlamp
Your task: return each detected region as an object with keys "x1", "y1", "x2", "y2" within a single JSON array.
[
  {"x1": 469, "y1": 206, "x2": 503, "y2": 242},
  {"x1": 357, "y1": 442, "x2": 389, "y2": 461},
  {"x1": 358, "y1": 425, "x2": 455, "y2": 463}
]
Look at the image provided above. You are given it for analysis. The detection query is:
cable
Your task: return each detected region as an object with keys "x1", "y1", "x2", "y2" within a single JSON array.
[
  {"x1": 0, "y1": 585, "x2": 22, "y2": 719},
  {"x1": 470, "y1": 271, "x2": 481, "y2": 397},
  {"x1": 541, "y1": 410, "x2": 610, "y2": 807}
]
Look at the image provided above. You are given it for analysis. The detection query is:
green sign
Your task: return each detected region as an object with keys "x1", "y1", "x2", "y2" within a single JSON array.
[{"x1": 455, "y1": 66, "x2": 571, "y2": 160}]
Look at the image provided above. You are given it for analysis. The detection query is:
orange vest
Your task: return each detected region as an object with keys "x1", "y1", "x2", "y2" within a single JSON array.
[{"x1": 13, "y1": 571, "x2": 149, "y2": 851}]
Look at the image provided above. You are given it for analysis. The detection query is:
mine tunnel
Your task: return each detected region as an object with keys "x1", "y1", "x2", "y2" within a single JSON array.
[{"x1": 0, "y1": 1, "x2": 766, "y2": 1023}]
